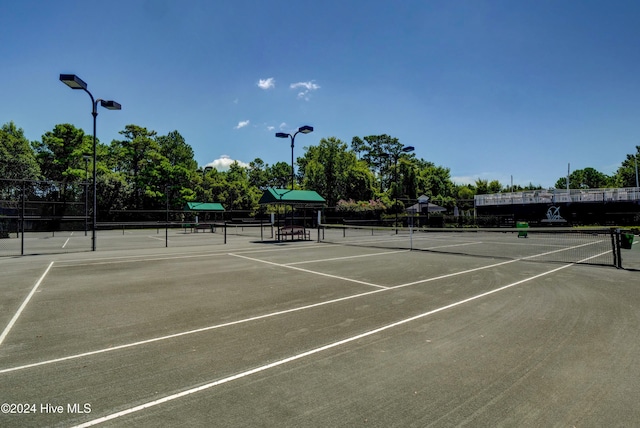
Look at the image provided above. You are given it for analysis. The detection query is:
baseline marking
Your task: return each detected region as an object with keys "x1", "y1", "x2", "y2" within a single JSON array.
[
  {"x1": 0, "y1": 262, "x2": 54, "y2": 347},
  {"x1": 71, "y1": 258, "x2": 584, "y2": 428}
]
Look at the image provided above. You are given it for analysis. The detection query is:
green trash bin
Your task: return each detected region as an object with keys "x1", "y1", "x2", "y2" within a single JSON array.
[
  {"x1": 517, "y1": 222, "x2": 528, "y2": 238},
  {"x1": 621, "y1": 233, "x2": 634, "y2": 250}
]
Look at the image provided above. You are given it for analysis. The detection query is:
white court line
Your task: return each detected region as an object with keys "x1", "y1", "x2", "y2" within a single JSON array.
[
  {"x1": 285, "y1": 249, "x2": 408, "y2": 265},
  {"x1": 54, "y1": 243, "x2": 329, "y2": 267},
  {"x1": 523, "y1": 240, "x2": 606, "y2": 260},
  {"x1": 0, "y1": 257, "x2": 516, "y2": 375},
  {"x1": 420, "y1": 242, "x2": 483, "y2": 250},
  {"x1": 62, "y1": 238, "x2": 70, "y2": 248},
  {"x1": 0, "y1": 262, "x2": 54, "y2": 347},
  {"x1": 229, "y1": 253, "x2": 390, "y2": 289},
  {"x1": 71, "y1": 258, "x2": 586, "y2": 428}
]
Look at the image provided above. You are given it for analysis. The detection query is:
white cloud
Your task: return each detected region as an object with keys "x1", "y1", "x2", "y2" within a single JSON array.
[
  {"x1": 267, "y1": 125, "x2": 275, "y2": 131},
  {"x1": 257, "y1": 77, "x2": 275, "y2": 90},
  {"x1": 290, "y1": 80, "x2": 320, "y2": 100},
  {"x1": 206, "y1": 155, "x2": 250, "y2": 171},
  {"x1": 279, "y1": 122, "x2": 287, "y2": 130},
  {"x1": 234, "y1": 120, "x2": 250, "y2": 129},
  {"x1": 290, "y1": 81, "x2": 320, "y2": 91}
]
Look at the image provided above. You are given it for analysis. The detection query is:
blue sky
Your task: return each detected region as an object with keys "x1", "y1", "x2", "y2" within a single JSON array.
[{"x1": 2, "y1": 0, "x2": 639, "y2": 189}]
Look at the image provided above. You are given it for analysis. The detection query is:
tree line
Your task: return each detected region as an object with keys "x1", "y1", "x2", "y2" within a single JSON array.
[{"x1": 1, "y1": 121, "x2": 639, "y2": 218}]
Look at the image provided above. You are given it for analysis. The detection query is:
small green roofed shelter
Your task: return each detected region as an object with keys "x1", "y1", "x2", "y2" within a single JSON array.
[
  {"x1": 258, "y1": 188, "x2": 326, "y2": 207},
  {"x1": 184, "y1": 202, "x2": 225, "y2": 212}
]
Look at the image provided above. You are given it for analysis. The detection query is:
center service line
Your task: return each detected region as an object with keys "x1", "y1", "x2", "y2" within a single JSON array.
[
  {"x1": 71, "y1": 259, "x2": 581, "y2": 428},
  {"x1": 229, "y1": 253, "x2": 390, "y2": 289},
  {"x1": 0, "y1": 261, "x2": 54, "y2": 347}
]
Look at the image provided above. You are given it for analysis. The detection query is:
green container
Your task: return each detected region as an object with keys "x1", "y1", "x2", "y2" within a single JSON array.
[
  {"x1": 621, "y1": 233, "x2": 634, "y2": 250},
  {"x1": 516, "y1": 222, "x2": 528, "y2": 238}
]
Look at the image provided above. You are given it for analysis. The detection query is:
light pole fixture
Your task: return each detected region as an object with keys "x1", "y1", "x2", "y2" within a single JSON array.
[
  {"x1": 60, "y1": 74, "x2": 121, "y2": 251},
  {"x1": 276, "y1": 125, "x2": 314, "y2": 190}
]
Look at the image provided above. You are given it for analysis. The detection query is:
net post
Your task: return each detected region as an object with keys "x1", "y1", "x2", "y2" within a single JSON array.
[
  {"x1": 611, "y1": 228, "x2": 621, "y2": 268},
  {"x1": 224, "y1": 221, "x2": 227, "y2": 244},
  {"x1": 616, "y1": 229, "x2": 623, "y2": 269},
  {"x1": 21, "y1": 180, "x2": 25, "y2": 256}
]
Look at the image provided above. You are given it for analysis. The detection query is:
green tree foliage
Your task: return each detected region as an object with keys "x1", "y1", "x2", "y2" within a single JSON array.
[
  {"x1": 200, "y1": 163, "x2": 260, "y2": 211},
  {"x1": 298, "y1": 137, "x2": 375, "y2": 206},
  {"x1": 554, "y1": 167, "x2": 612, "y2": 189},
  {"x1": 248, "y1": 158, "x2": 268, "y2": 189},
  {"x1": 353, "y1": 134, "x2": 404, "y2": 191},
  {"x1": 613, "y1": 146, "x2": 640, "y2": 188},
  {"x1": 416, "y1": 165, "x2": 454, "y2": 199},
  {"x1": 109, "y1": 125, "x2": 161, "y2": 210},
  {"x1": 267, "y1": 162, "x2": 292, "y2": 189},
  {"x1": 156, "y1": 130, "x2": 197, "y2": 208},
  {"x1": 0, "y1": 121, "x2": 40, "y2": 180},
  {"x1": 10, "y1": 119, "x2": 638, "y2": 224},
  {"x1": 33, "y1": 123, "x2": 90, "y2": 183},
  {"x1": 32, "y1": 123, "x2": 92, "y2": 210}
]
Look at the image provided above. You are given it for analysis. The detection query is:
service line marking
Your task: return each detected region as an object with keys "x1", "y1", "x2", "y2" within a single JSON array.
[
  {"x1": 229, "y1": 253, "x2": 389, "y2": 289},
  {"x1": 0, "y1": 262, "x2": 54, "y2": 347},
  {"x1": 284, "y1": 249, "x2": 408, "y2": 265}
]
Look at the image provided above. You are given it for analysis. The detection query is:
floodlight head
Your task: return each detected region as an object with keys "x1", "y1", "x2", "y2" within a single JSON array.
[
  {"x1": 298, "y1": 125, "x2": 313, "y2": 134},
  {"x1": 402, "y1": 146, "x2": 415, "y2": 153},
  {"x1": 380, "y1": 152, "x2": 390, "y2": 158},
  {"x1": 60, "y1": 74, "x2": 88, "y2": 90},
  {"x1": 100, "y1": 100, "x2": 121, "y2": 110},
  {"x1": 275, "y1": 132, "x2": 289, "y2": 138}
]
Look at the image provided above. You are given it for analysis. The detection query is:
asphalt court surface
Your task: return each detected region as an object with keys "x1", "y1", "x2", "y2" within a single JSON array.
[{"x1": 1, "y1": 235, "x2": 639, "y2": 427}]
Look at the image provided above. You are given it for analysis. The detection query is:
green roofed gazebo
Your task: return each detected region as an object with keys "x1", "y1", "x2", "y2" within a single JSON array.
[
  {"x1": 258, "y1": 188, "x2": 326, "y2": 207},
  {"x1": 184, "y1": 202, "x2": 225, "y2": 224},
  {"x1": 184, "y1": 202, "x2": 225, "y2": 212}
]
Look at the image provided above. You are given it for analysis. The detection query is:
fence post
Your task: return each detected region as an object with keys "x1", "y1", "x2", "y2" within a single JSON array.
[{"x1": 21, "y1": 180, "x2": 25, "y2": 256}]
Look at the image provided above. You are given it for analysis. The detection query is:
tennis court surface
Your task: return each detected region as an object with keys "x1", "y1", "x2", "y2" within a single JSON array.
[{"x1": 1, "y1": 231, "x2": 639, "y2": 427}]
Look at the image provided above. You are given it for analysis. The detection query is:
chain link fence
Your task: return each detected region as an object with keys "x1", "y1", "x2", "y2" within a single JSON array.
[{"x1": 1, "y1": 178, "x2": 91, "y2": 256}]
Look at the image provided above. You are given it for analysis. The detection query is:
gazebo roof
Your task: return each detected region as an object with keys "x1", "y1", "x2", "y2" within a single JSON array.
[
  {"x1": 184, "y1": 202, "x2": 225, "y2": 212},
  {"x1": 258, "y1": 188, "x2": 326, "y2": 206}
]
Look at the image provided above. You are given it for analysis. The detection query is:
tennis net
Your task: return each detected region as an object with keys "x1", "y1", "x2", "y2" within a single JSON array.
[{"x1": 319, "y1": 224, "x2": 620, "y2": 267}]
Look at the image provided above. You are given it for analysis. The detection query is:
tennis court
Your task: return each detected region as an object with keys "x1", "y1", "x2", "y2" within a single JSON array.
[{"x1": 1, "y1": 230, "x2": 639, "y2": 427}]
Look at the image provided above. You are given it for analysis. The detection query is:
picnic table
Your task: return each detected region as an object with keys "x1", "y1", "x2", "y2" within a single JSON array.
[{"x1": 277, "y1": 226, "x2": 310, "y2": 241}]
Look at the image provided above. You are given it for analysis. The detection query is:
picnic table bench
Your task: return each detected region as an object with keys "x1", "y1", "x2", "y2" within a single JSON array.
[
  {"x1": 277, "y1": 226, "x2": 311, "y2": 241},
  {"x1": 192, "y1": 223, "x2": 216, "y2": 233}
]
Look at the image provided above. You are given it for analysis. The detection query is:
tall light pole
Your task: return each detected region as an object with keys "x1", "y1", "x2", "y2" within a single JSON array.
[
  {"x1": 635, "y1": 154, "x2": 639, "y2": 188},
  {"x1": 275, "y1": 125, "x2": 313, "y2": 190},
  {"x1": 275, "y1": 125, "x2": 313, "y2": 230},
  {"x1": 60, "y1": 74, "x2": 121, "y2": 251},
  {"x1": 83, "y1": 154, "x2": 90, "y2": 236}
]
